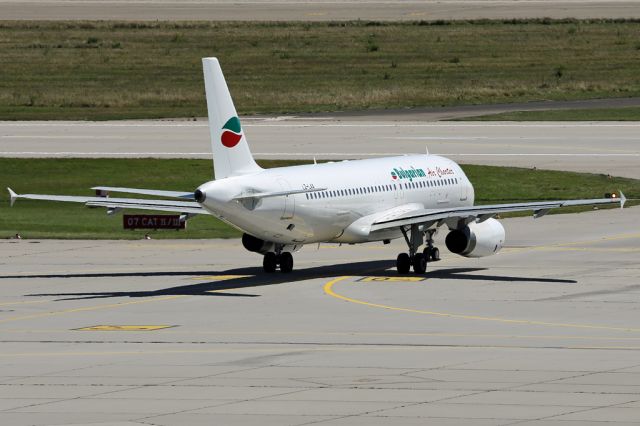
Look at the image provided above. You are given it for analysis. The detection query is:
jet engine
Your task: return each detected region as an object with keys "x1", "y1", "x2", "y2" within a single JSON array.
[
  {"x1": 241, "y1": 233, "x2": 302, "y2": 254},
  {"x1": 445, "y1": 218, "x2": 505, "y2": 258},
  {"x1": 242, "y1": 233, "x2": 276, "y2": 254}
]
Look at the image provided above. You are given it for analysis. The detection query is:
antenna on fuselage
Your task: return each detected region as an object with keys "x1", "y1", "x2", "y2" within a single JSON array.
[
  {"x1": 313, "y1": 156, "x2": 317, "y2": 165},
  {"x1": 425, "y1": 146, "x2": 430, "y2": 155}
]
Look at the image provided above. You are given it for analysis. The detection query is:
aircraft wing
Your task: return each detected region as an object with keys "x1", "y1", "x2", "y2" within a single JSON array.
[
  {"x1": 370, "y1": 193, "x2": 626, "y2": 232},
  {"x1": 91, "y1": 186, "x2": 195, "y2": 199},
  {"x1": 8, "y1": 188, "x2": 207, "y2": 215}
]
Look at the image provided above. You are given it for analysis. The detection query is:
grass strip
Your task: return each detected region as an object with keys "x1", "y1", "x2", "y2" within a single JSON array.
[
  {"x1": 1, "y1": 19, "x2": 640, "y2": 120},
  {"x1": 459, "y1": 106, "x2": 640, "y2": 121},
  {"x1": 0, "y1": 158, "x2": 636, "y2": 239}
]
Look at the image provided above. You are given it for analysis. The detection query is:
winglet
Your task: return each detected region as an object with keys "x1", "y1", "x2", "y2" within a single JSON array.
[
  {"x1": 7, "y1": 187, "x2": 17, "y2": 207},
  {"x1": 619, "y1": 190, "x2": 626, "y2": 209}
]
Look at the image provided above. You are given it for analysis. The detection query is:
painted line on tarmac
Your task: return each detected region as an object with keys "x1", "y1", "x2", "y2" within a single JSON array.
[
  {"x1": 0, "y1": 295, "x2": 184, "y2": 324},
  {"x1": 323, "y1": 276, "x2": 640, "y2": 333},
  {"x1": 5, "y1": 328, "x2": 640, "y2": 343},
  {"x1": 75, "y1": 325, "x2": 175, "y2": 331},
  {"x1": 0, "y1": 300, "x2": 48, "y2": 307},
  {"x1": 2, "y1": 152, "x2": 638, "y2": 157},
  {"x1": 3, "y1": 343, "x2": 640, "y2": 358},
  {"x1": 3, "y1": 122, "x2": 640, "y2": 127},
  {"x1": 501, "y1": 232, "x2": 640, "y2": 256},
  {"x1": 0, "y1": 274, "x2": 257, "y2": 324}
]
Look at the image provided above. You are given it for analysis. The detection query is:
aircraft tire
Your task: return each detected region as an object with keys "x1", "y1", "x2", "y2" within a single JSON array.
[
  {"x1": 423, "y1": 247, "x2": 440, "y2": 262},
  {"x1": 263, "y1": 252, "x2": 277, "y2": 273},
  {"x1": 412, "y1": 253, "x2": 427, "y2": 274},
  {"x1": 279, "y1": 252, "x2": 294, "y2": 273},
  {"x1": 431, "y1": 247, "x2": 440, "y2": 261},
  {"x1": 396, "y1": 253, "x2": 410, "y2": 274}
]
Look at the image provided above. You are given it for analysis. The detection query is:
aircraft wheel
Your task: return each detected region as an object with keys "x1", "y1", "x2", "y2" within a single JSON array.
[
  {"x1": 412, "y1": 253, "x2": 427, "y2": 274},
  {"x1": 279, "y1": 252, "x2": 294, "y2": 273},
  {"x1": 263, "y1": 252, "x2": 277, "y2": 273},
  {"x1": 396, "y1": 253, "x2": 410, "y2": 274},
  {"x1": 423, "y1": 247, "x2": 440, "y2": 261},
  {"x1": 431, "y1": 247, "x2": 440, "y2": 261}
]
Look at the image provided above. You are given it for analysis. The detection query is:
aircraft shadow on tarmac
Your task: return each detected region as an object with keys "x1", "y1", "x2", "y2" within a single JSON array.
[{"x1": 3, "y1": 260, "x2": 577, "y2": 301}]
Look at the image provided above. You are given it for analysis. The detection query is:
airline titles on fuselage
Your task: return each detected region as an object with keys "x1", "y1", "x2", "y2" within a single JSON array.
[{"x1": 391, "y1": 166, "x2": 456, "y2": 182}]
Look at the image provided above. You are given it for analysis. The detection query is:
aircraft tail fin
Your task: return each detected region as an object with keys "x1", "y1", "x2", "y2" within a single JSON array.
[{"x1": 202, "y1": 57, "x2": 262, "y2": 180}]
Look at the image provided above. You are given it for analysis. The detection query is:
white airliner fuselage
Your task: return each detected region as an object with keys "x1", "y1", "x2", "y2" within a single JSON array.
[
  {"x1": 8, "y1": 57, "x2": 624, "y2": 274},
  {"x1": 198, "y1": 155, "x2": 473, "y2": 245}
]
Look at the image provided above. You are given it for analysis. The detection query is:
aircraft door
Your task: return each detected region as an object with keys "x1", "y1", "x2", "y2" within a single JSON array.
[
  {"x1": 277, "y1": 177, "x2": 295, "y2": 219},
  {"x1": 459, "y1": 178, "x2": 468, "y2": 201},
  {"x1": 394, "y1": 181, "x2": 404, "y2": 201}
]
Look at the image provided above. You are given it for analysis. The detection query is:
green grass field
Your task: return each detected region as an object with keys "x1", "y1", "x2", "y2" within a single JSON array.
[
  {"x1": 460, "y1": 106, "x2": 640, "y2": 121},
  {"x1": 0, "y1": 158, "x2": 636, "y2": 239},
  {"x1": 1, "y1": 19, "x2": 640, "y2": 120}
]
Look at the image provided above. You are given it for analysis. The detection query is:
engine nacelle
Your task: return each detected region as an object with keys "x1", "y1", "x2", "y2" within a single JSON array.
[
  {"x1": 445, "y1": 218, "x2": 505, "y2": 258},
  {"x1": 242, "y1": 233, "x2": 276, "y2": 254},
  {"x1": 241, "y1": 233, "x2": 302, "y2": 255}
]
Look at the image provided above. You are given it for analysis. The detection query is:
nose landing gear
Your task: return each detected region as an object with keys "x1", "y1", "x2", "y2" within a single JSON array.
[
  {"x1": 263, "y1": 245, "x2": 294, "y2": 273},
  {"x1": 396, "y1": 225, "x2": 440, "y2": 274}
]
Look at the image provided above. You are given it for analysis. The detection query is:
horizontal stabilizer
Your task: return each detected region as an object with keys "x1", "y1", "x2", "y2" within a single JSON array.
[
  {"x1": 92, "y1": 186, "x2": 194, "y2": 199},
  {"x1": 7, "y1": 187, "x2": 17, "y2": 207},
  {"x1": 7, "y1": 190, "x2": 206, "y2": 215}
]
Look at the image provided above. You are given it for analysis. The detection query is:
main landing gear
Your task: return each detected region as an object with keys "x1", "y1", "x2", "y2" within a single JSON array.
[
  {"x1": 263, "y1": 245, "x2": 294, "y2": 273},
  {"x1": 396, "y1": 225, "x2": 440, "y2": 274}
]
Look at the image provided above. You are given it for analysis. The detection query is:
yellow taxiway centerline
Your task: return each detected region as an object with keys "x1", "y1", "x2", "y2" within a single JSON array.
[{"x1": 323, "y1": 276, "x2": 640, "y2": 333}]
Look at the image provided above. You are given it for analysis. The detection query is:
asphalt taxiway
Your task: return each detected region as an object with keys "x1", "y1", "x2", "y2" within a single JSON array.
[
  {"x1": 1, "y1": 205, "x2": 639, "y2": 425},
  {"x1": 2, "y1": 119, "x2": 639, "y2": 179},
  {"x1": 1, "y1": 0, "x2": 639, "y2": 21}
]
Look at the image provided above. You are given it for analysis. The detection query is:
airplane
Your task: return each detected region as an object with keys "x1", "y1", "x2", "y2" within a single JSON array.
[{"x1": 8, "y1": 57, "x2": 626, "y2": 274}]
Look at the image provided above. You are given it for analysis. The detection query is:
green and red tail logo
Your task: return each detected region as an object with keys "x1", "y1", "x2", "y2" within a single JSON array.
[{"x1": 221, "y1": 117, "x2": 242, "y2": 148}]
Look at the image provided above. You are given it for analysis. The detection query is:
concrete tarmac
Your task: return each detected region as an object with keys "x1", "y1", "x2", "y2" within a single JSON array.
[
  {"x1": 2, "y1": 119, "x2": 639, "y2": 179},
  {"x1": 0, "y1": 206, "x2": 639, "y2": 425},
  {"x1": 1, "y1": 0, "x2": 639, "y2": 21}
]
